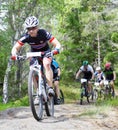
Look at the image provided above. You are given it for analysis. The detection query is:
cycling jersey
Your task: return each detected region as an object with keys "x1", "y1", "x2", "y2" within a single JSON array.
[
  {"x1": 51, "y1": 59, "x2": 59, "y2": 79},
  {"x1": 79, "y1": 65, "x2": 94, "y2": 80},
  {"x1": 103, "y1": 67, "x2": 114, "y2": 80},
  {"x1": 18, "y1": 29, "x2": 52, "y2": 52},
  {"x1": 94, "y1": 71, "x2": 104, "y2": 82}
]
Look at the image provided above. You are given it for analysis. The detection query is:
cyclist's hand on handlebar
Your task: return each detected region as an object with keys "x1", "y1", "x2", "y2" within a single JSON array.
[
  {"x1": 90, "y1": 78, "x2": 94, "y2": 81},
  {"x1": 90, "y1": 79, "x2": 94, "y2": 83},
  {"x1": 11, "y1": 55, "x2": 17, "y2": 60},
  {"x1": 41, "y1": 52, "x2": 45, "y2": 56},
  {"x1": 75, "y1": 78, "x2": 80, "y2": 82},
  {"x1": 51, "y1": 48, "x2": 60, "y2": 55},
  {"x1": 113, "y1": 79, "x2": 115, "y2": 82}
]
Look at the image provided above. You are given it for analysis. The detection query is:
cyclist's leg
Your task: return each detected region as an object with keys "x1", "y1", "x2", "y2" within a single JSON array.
[
  {"x1": 88, "y1": 80, "x2": 92, "y2": 93},
  {"x1": 43, "y1": 57, "x2": 53, "y2": 87},
  {"x1": 43, "y1": 57, "x2": 54, "y2": 96},
  {"x1": 54, "y1": 80, "x2": 60, "y2": 98},
  {"x1": 110, "y1": 80, "x2": 114, "y2": 90},
  {"x1": 110, "y1": 80, "x2": 115, "y2": 96},
  {"x1": 99, "y1": 80, "x2": 104, "y2": 89}
]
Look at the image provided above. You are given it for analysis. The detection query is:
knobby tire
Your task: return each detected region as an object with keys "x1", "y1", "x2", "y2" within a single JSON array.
[{"x1": 28, "y1": 69, "x2": 43, "y2": 121}]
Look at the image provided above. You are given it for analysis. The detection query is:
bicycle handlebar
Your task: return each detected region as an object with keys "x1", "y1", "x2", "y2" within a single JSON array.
[{"x1": 11, "y1": 52, "x2": 53, "y2": 61}]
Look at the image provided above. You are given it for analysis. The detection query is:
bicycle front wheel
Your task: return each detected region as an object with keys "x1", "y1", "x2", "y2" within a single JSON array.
[
  {"x1": 28, "y1": 69, "x2": 43, "y2": 121},
  {"x1": 93, "y1": 89, "x2": 98, "y2": 100}
]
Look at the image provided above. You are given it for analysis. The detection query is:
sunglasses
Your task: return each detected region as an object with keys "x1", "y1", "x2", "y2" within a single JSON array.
[{"x1": 27, "y1": 26, "x2": 37, "y2": 31}]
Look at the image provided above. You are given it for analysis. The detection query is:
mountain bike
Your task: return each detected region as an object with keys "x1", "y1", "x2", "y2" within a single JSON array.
[
  {"x1": 79, "y1": 78, "x2": 94, "y2": 105},
  {"x1": 103, "y1": 80, "x2": 115, "y2": 99},
  {"x1": 93, "y1": 81, "x2": 104, "y2": 100},
  {"x1": 17, "y1": 52, "x2": 54, "y2": 121}
]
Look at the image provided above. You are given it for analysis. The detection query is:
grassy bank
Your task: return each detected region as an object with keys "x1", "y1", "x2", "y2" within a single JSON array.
[{"x1": 0, "y1": 80, "x2": 118, "y2": 111}]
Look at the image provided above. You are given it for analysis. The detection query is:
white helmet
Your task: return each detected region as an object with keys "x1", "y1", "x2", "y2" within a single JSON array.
[
  {"x1": 96, "y1": 66, "x2": 101, "y2": 71},
  {"x1": 24, "y1": 16, "x2": 39, "y2": 29}
]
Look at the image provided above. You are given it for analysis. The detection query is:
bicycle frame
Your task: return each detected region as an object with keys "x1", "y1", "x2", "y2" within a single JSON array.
[
  {"x1": 80, "y1": 78, "x2": 88, "y2": 95},
  {"x1": 27, "y1": 52, "x2": 47, "y2": 101},
  {"x1": 31, "y1": 61, "x2": 47, "y2": 101},
  {"x1": 104, "y1": 80, "x2": 110, "y2": 89},
  {"x1": 80, "y1": 78, "x2": 89, "y2": 104},
  {"x1": 103, "y1": 80, "x2": 112, "y2": 98}
]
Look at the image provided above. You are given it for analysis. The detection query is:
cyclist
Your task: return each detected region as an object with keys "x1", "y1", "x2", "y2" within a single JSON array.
[
  {"x1": 11, "y1": 16, "x2": 61, "y2": 96},
  {"x1": 103, "y1": 62, "x2": 116, "y2": 96},
  {"x1": 94, "y1": 66, "x2": 105, "y2": 89},
  {"x1": 51, "y1": 59, "x2": 61, "y2": 104},
  {"x1": 76, "y1": 61, "x2": 94, "y2": 95}
]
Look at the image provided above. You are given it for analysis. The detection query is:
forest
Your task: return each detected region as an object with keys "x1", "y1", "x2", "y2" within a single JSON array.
[{"x1": 0, "y1": 0, "x2": 118, "y2": 103}]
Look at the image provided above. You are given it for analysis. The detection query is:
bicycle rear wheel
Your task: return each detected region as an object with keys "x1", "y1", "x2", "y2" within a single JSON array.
[
  {"x1": 60, "y1": 89, "x2": 64, "y2": 104},
  {"x1": 28, "y1": 69, "x2": 43, "y2": 121},
  {"x1": 104, "y1": 86, "x2": 110, "y2": 99},
  {"x1": 54, "y1": 89, "x2": 64, "y2": 105},
  {"x1": 45, "y1": 96, "x2": 54, "y2": 116}
]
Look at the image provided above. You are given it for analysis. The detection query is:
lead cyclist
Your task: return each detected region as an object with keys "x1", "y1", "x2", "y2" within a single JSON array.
[{"x1": 11, "y1": 16, "x2": 61, "y2": 97}]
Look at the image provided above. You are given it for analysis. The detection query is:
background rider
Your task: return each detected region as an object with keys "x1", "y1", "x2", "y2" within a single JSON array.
[{"x1": 76, "y1": 61, "x2": 94, "y2": 95}]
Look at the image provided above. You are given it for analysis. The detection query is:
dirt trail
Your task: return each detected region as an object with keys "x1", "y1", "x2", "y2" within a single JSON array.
[{"x1": 0, "y1": 102, "x2": 118, "y2": 130}]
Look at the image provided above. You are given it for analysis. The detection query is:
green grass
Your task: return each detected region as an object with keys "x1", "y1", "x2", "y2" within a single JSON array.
[
  {"x1": 78, "y1": 105, "x2": 112, "y2": 118},
  {"x1": 0, "y1": 80, "x2": 118, "y2": 111},
  {"x1": 95, "y1": 96, "x2": 118, "y2": 106},
  {"x1": 60, "y1": 80, "x2": 80, "y2": 103},
  {"x1": 0, "y1": 96, "x2": 29, "y2": 111}
]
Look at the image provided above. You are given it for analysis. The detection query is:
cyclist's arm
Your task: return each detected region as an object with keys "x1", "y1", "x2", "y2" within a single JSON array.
[
  {"x1": 49, "y1": 37, "x2": 61, "y2": 54},
  {"x1": 89, "y1": 66, "x2": 94, "y2": 80},
  {"x1": 76, "y1": 69, "x2": 81, "y2": 79},
  {"x1": 11, "y1": 42, "x2": 23, "y2": 56},
  {"x1": 91, "y1": 71, "x2": 94, "y2": 80},
  {"x1": 113, "y1": 71, "x2": 116, "y2": 81},
  {"x1": 57, "y1": 68, "x2": 61, "y2": 76},
  {"x1": 102, "y1": 72, "x2": 106, "y2": 80}
]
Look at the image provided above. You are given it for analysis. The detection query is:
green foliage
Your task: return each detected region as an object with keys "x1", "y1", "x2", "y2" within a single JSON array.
[
  {"x1": 0, "y1": 30, "x2": 11, "y2": 83},
  {"x1": 111, "y1": 32, "x2": 118, "y2": 43},
  {"x1": 103, "y1": 52, "x2": 116, "y2": 64},
  {"x1": 57, "y1": 0, "x2": 118, "y2": 80}
]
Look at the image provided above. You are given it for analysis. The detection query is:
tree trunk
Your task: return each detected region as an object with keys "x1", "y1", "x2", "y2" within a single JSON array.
[{"x1": 3, "y1": 58, "x2": 12, "y2": 103}]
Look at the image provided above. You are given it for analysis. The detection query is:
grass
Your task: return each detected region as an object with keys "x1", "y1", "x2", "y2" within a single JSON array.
[
  {"x1": 78, "y1": 105, "x2": 112, "y2": 118},
  {"x1": 0, "y1": 96, "x2": 29, "y2": 111},
  {"x1": 0, "y1": 80, "x2": 118, "y2": 111},
  {"x1": 96, "y1": 96, "x2": 118, "y2": 106}
]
